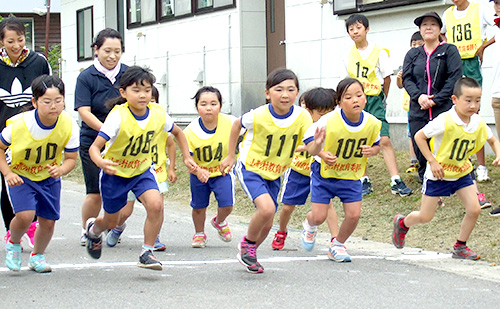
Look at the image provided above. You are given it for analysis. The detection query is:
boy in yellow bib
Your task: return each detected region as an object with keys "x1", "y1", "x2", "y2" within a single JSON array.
[
  {"x1": 344, "y1": 14, "x2": 412, "y2": 197},
  {"x1": 441, "y1": 0, "x2": 497, "y2": 183},
  {"x1": 0, "y1": 75, "x2": 79, "y2": 272},
  {"x1": 393, "y1": 77, "x2": 500, "y2": 260}
]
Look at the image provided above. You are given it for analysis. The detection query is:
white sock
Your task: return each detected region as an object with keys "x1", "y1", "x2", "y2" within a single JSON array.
[
  {"x1": 391, "y1": 175, "x2": 401, "y2": 183},
  {"x1": 333, "y1": 239, "x2": 345, "y2": 247},
  {"x1": 115, "y1": 223, "x2": 126, "y2": 232},
  {"x1": 195, "y1": 232, "x2": 205, "y2": 237},
  {"x1": 360, "y1": 176, "x2": 369, "y2": 182},
  {"x1": 88, "y1": 225, "x2": 100, "y2": 239},
  {"x1": 303, "y1": 219, "x2": 318, "y2": 232}
]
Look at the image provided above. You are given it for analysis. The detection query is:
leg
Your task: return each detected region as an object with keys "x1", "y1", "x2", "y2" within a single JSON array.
[
  {"x1": 106, "y1": 201, "x2": 134, "y2": 247},
  {"x1": 326, "y1": 202, "x2": 338, "y2": 238},
  {"x1": 215, "y1": 205, "x2": 233, "y2": 224},
  {"x1": 306, "y1": 202, "x2": 330, "y2": 226},
  {"x1": 492, "y1": 97, "x2": 500, "y2": 140},
  {"x1": 92, "y1": 211, "x2": 121, "y2": 236},
  {"x1": 8, "y1": 210, "x2": 35, "y2": 243},
  {"x1": 247, "y1": 194, "x2": 276, "y2": 243},
  {"x1": 82, "y1": 193, "x2": 102, "y2": 229},
  {"x1": 278, "y1": 204, "x2": 295, "y2": 232},
  {"x1": 192, "y1": 208, "x2": 207, "y2": 233},
  {"x1": 403, "y1": 195, "x2": 439, "y2": 227},
  {"x1": 380, "y1": 136, "x2": 399, "y2": 177},
  {"x1": 336, "y1": 201, "x2": 361, "y2": 243},
  {"x1": 1, "y1": 176, "x2": 15, "y2": 231},
  {"x1": 138, "y1": 189, "x2": 164, "y2": 246},
  {"x1": 455, "y1": 185, "x2": 481, "y2": 243},
  {"x1": 32, "y1": 217, "x2": 55, "y2": 255}
]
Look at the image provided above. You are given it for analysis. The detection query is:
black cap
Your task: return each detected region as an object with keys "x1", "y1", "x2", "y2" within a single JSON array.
[{"x1": 414, "y1": 12, "x2": 443, "y2": 28}]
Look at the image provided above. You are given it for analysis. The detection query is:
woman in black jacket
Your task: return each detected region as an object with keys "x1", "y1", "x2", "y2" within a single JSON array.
[{"x1": 403, "y1": 12, "x2": 462, "y2": 180}]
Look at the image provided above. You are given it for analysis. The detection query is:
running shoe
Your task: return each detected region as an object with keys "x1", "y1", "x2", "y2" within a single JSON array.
[
  {"x1": 85, "y1": 218, "x2": 102, "y2": 259},
  {"x1": 28, "y1": 254, "x2": 52, "y2": 273},
  {"x1": 392, "y1": 214, "x2": 408, "y2": 249},
  {"x1": 452, "y1": 245, "x2": 480, "y2": 260},
  {"x1": 80, "y1": 228, "x2": 87, "y2": 246},
  {"x1": 192, "y1": 233, "x2": 207, "y2": 248},
  {"x1": 405, "y1": 162, "x2": 418, "y2": 173},
  {"x1": 5, "y1": 242, "x2": 22, "y2": 271},
  {"x1": 477, "y1": 193, "x2": 491, "y2": 209},
  {"x1": 154, "y1": 236, "x2": 166, "y2": 251},
  {"x1": 328, "y1": 244, "x2": 351, "y2": 263},
  {"x1": 22, "y1": 221, "x2": 37, "y2": 249},
  {"x1": 476, "y1": 165, "x2": 489, "y2": 182},
  {"x1": 272, "y1": 231, "x2": 287, "y2": 250},
  {"x1": 361, "y1": 178, "x2": 373, "y2": 196},
  {"x1": 237, "y1": 237, "x2": 263, "y2": 274},
  {"x1": 490, "y1": 206, "x2": 500, "y2": 217},
  {"x1": 301, "y1": 221, "x2": 317, "y2": 252},
  {"x1": 210, "y1": 216, "x2": 232, "y2": 242},
  {"x1": 106, "y1": 224, "x2": 126, "y2": 247},
  {"x1": 390, "y1": 178, "x2": 413, "y2": 197},
  {"x1": 437, "y1": 198, "x2": 445, "y2": 208},
  {"x1": 138, "y1": 250, "x2": 163, "y2": 270}
]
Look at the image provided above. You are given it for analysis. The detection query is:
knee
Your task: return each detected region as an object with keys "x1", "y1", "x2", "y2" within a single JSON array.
[
  {"x1": 467, "y1": 205, "x2": 481, "y2": 218},
  {"x1": 258, "y1": 205, "x2": 276, "y2": 220},
  {"x1": 147, "y1": 200, "x2": 163, "y2": 217},
  {"x1": 310, "y1": 212, "x2": 327, "y2": 226},
  {"x1": 344, "y1": 210, "x2": 361, "y2": 222}
]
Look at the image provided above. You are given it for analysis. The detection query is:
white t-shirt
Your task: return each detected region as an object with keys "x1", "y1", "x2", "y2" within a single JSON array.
[
  {"x1": 441, "y1": 2, "x2": 496, "y2": 40},
  {"x1": 492, "y1": 30, "x2": 500, "y2": 98},
  {"x1": 303, "y1": 108, "x2": 381, "y2": 163},
  {"x1": 421, "y1": 106, "x2": 493, "y2": 180},
  {"x1": 342, "y1": 41, "x2": 392, "y2": 85}
]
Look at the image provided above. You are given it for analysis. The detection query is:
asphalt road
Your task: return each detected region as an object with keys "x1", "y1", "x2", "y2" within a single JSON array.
[{"x1": 1, "y1": 180, "x2": 500, "y2": 308}]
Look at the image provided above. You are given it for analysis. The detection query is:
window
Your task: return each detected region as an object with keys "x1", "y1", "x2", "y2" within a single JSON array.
[
  {"x1": 77, "y1": 6, "x2": 94, "y2": 61},
  {"x1": 333, "y1": 0, "x2": 429, "y2": 15},
  {"x1": 18, "y1": 18, "x2": 34, "y2": 51},
  {"x1": 127, "y1": 0, "x2": 235, "y2": 28},
  {"x1": 105, "y1": 0, "x2": 125, "y2": 40}
]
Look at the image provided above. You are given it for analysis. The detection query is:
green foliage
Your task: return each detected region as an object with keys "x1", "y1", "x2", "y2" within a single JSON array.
[{"x1": 41, "y1": 44, "x2": 61, "y2": 74}]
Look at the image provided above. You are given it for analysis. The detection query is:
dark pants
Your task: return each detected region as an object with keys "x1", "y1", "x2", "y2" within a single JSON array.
[{"x1": 409, "y1": 118, "x2": 430, "y2": 181}]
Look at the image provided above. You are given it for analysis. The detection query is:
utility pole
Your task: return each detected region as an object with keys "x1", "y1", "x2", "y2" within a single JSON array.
[{"x1": 44, "y1": 0, "x2": 51, "y2": 58}]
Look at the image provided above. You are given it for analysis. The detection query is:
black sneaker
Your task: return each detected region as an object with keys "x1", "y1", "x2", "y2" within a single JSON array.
[
  {"x1": 237, "y1": 237, "x2": 263, "y2": 274},
  {"x1": 85, "y1": 218, "x2": 102, "y2": 259},
  {"x1": 361, "y1": 179, "x2": 373, "y2": 196},
  {"x1": 138, "y1": 250, "x2": 162, "y2": 270},
  {"x1": 390, "y1": 178, "x2": 413, "y2": 197},
  {"x1": 490, "y1": 206, "x2": 500, "y2": 217}
]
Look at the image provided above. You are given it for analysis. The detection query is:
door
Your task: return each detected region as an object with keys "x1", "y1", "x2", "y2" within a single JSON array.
[{"x1": 266, "y1": 0, "x2": 286, "y2": 75}]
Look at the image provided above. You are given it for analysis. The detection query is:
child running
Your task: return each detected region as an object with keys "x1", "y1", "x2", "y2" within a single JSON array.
[
  {"x1": 105, "y1": 86, "x2": 176, "y2": 251},
  {"x1": 220, "y1": 68, "x2": 312, "y2": 273},
  {"x1": 184, "y1": 86, "x2": 236, "y2": 248},
  {"x1": 302, "y1": 78, "x2": 381, "y2": 262},
  {"x1": 272, "y1": 88, "x2": 338, "y2": 250},
  {"x1": 392, "y1": 77, "x2": 500, "y2": 260},
  {"x1": 87, "y1": 66, "x2": 197, "y2": 270},
  {"x1": 0, "y1": 75, "x2": 79, "y2": 272}
]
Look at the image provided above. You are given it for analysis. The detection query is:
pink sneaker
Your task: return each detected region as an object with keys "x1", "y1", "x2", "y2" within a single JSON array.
[{"x1": 23, "y1": 221, "x2": 38, "y2": 249}]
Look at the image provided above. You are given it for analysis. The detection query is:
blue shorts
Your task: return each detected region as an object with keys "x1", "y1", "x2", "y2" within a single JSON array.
[
  {"x1": 310, "y1": 161, "x2": 362, "y2": 204},
  {"x1": 100, "y1": 167, "x2": 159, "y2": 214},
  {"x1": 280, "y1": 168, "x2": 310, "y2": 205},
  {"x1": 127, "y1": 180, "x2": 168, "y2": 202},
  {"x1": 422, "y1": 173, "x2": 474, "y2": 197},
  {"x1": 7, "y1": 176, "x2": 61, "y2": 220},
  {"x1": 235, "y1": 161, "x2": 281, "y2": 209},
  {"x1": 190, "y1": 172, "x2": 235, "y2": 209}
]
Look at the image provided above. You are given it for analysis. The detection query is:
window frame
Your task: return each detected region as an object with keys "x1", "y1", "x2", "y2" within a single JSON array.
[
  {"x1": 76, "y1": 6, "x2": 94, "y2": 62},
  {"x1": 105, "y1": 0, "x2": 126, "y2": 48},
  {"x1": 333, "y1": 0, "x2": 430, "y2": 16}
]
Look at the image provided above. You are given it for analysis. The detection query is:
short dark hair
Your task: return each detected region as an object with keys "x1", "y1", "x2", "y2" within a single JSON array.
[
  {"x1": 410, "y1": 31, "x2": 423, "y2": 44},
  {"x1": 31, "y1": 75, "x2": 65, "y2": 101},
  {"x1": 152, "y1": 85, "x2": 159, "y2": 103},
  {"x1": 303, "y1": 87, "x2": 336, "y2": 112},
  {"x1": 336, "y1": 78, "x2": 364, "y2": 105},
  {"x1": 0, "y1": 17, "x2": 26, "y2": 41},
  {"x1": 453, "y1": 77, "x2": 481, "y2": 97},
  {"x1": 192, "y1": 86, "x2": 222, "y2": 108},
  {"x1": 266, "y1": 68, "x2": 299, "y2": 91},
  {"x1": 92, "y1": 28, "x2": 124, "y2": 52},
  {"x1": 105, "y1": 66, "x2": 155, "y2": 109},
  {"x1": 345, "y1": 14, "x2": 369, "y2": 32}
]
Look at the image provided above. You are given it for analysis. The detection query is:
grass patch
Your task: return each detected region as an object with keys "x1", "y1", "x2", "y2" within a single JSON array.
[{"x1": 66, "y1": 151, "x2": 500, "y2": 263}]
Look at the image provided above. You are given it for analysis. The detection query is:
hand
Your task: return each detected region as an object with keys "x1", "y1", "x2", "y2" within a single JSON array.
[
  {"x1": 99, "y1": 159, "x2": 119, "y2": 175},
  {"x1": 318, "y1": 151, "x2": 337, "y2": 166},
  {"x1": 196, "y1": 168, "x2": 210, "y2": 183},
  {"x1": 183, "y1": 157, "x2": 198, "y2": 174},
  {"x1": 220, "y1": 155, "x2": 235, "y2": 176},
  {"x1": 47, "y1": 164, "x2": 62, "y2": 179},
  {"x1": 418, "y1": 94, "x2": 435, "y2": 110},
  {"x1": 167, "y1": 166, "x2": 177, "y2": 183},
  {"x1": 314, "y1": 126, "x2": 325, "y2": 145},
  {"x1": 294, "y1": 145, "x2": 307, "y2": 153},
  {"x1": 397, "y1": 70, "x2": 403, "y2": 79},
  {"x1": 475, "y1": 46, "x2": 485, "y2": 64},
  {"x1": 360, "y1": 145, "x2": 378, "y2": 157},
  {"x1": 429, "y1": 160, "x2": 444, "y2": 180},
  {"x1": 492, "y1": 157, "x2": 500, "y2": 167},
  {"x1": 5, "y1": 172, "x2": 23, "y2": 187}
]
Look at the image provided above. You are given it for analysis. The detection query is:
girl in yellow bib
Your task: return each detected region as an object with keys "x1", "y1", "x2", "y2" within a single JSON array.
[
  {"x1": 185, "y1": 86, "x2": 237, "y2": 248},
  {"x1": 87, "y1": 66, "x2": 197, "y2": 270},
  {"x1": 302, "y1": 78, "x2": 381, "y2": 262},
  {"x1": 393, "y1": 77, "x2": 500, "y2": 260},
  {"x1": 0, "y1": 75, "x2": 79, "y2": 272},
  {"x1": 220, "y1": 68, "x2": 312, "y2": 273}
]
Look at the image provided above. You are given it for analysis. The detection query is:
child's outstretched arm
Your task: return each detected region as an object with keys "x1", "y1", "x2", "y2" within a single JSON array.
[
  {"x1": 0, "y1": 143, "x2": 23, "y2": 187},
  {"x1": 166, "y1": 135, "x2": 177, "y2": 183},
  {"x1": 89, "y1": 136, "x2": 119, "y2": 175},
  {"x1": 220, "y1": 118, "x2": 242, "y2": 176},
  {"x1": 47, "y1": 151, "x2": 78, "y2": 179},
  {"x1": 171, "y1": 124, "x2": 198, "y2": 173},
  {"x1": 305, "y1": 126, "x2": 325, "y2": 156},
  {"x1": 360, "y1": 144, "x2": 380, "y2": 157},
  {"x1": 487, "y1": 135, "x2": 500, "y2": 166},
  {"x1": 415, "y1": 130, "x2": 444, "y2": 180}
]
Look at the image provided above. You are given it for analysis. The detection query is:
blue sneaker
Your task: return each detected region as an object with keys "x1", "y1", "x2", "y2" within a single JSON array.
[
  {"x1": 5, "y1": 242, "x2": 22, "y2": 271},
  {"x1": 362, "y1": 178, "x2": 373, "y2": 196},
  {"x1": 390, "y1": 178, "x2": 413, "y2": 197},
  {"x1": 28, "y1": 254, "x2": 52, "y2": 273},
  {"x1": 328, "y1": 245, "x2": 351, "y2": 263},
  {"x1": 106, "y1": 224, "x2": 125, "y2": 247},
  {"x1": 301, "y1": 221, "x2": 317, "y2": 252},
  {"x1": 154, "y1": 236, "x2": 166, "y2": 251},
  {"x1": 138, "y1": 250, "x2": 162, "y2": 270}
]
